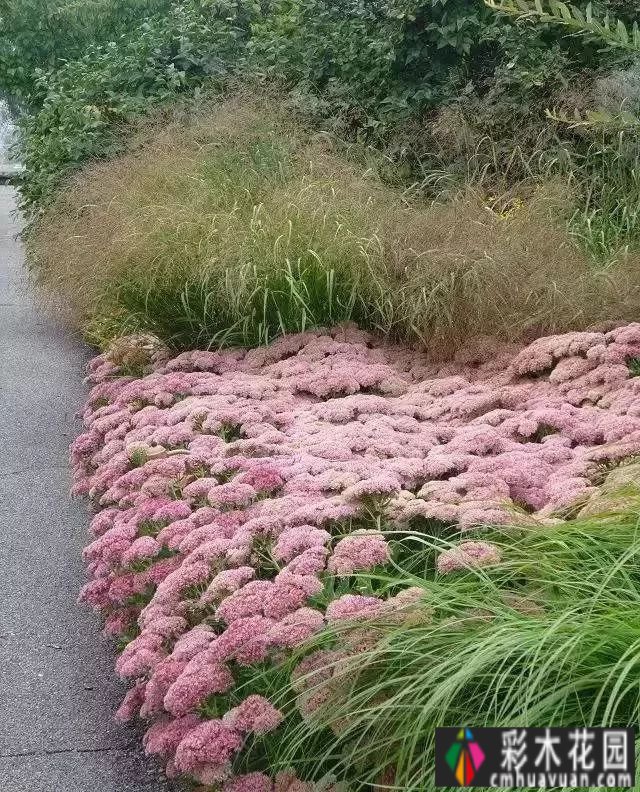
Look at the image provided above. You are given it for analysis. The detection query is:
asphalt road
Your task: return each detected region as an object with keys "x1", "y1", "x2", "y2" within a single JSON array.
[{"x1": 0, "y1": 186, "x2": 175, "y2": 791}]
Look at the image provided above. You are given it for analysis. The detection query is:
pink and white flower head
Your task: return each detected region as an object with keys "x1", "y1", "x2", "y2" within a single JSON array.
[
  {"x1": 143, "y1": 714, "x2": 202, "y2": 757},
  {"x1": 164, "y1": 661, "x2": 234, "y2": 716},
  {"x1": 327, "y1": 532, "x2": 390, "y2": 576},
  {"x1": 325, "y1": 594, "x2": 385, "y2": 622},
  {"x1": 268, "y1": 608, "x2": 325, "y2": 648},
  {"x1": 342, "y1": 474, "x2": 401, "y2": 501},
  {"x1": 114, "y1": 681, "x2": 146, "y2": 723},
  {"x1": 223, "y1": 694, "x2": 283, "y2": 734},
  {"x1": 121, "y1": 535, "x2": 161, "y2": 566},
  {"x1": 436, "y1": 541, "x2": 502, "y2": 575},
  {"x1": 208, "y1": 482, "x2": 257, "y2": 508},
  {"x1": 237, "y1": 465, "x2": 284, "y2": 493},
  {"x1": 200, "y1": 566, "x2": 256, "y2": 604},
  {"x1": 142, "y1": 658, "x2": 188, "y2": 717},
  {"x1": 174, "y1": 719, "x2": 243, "y2": 772},
  {"x1": 223, "y1": 772, "x2": 274, "y2": 792},
  {"x1": 272, "y1": 525, "x2": 331, "y2": 563},
  {"x1": 210, "y1": 616, "x2": 275, "y2": 666}
]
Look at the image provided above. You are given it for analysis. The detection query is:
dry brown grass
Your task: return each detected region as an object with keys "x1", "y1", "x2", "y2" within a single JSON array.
[
  {"x1": 385, "y1": 184, "x2": 640, "y2": 352},
  {"x1": 28, "y1": 93, "x2": 640, "y2": 353}
]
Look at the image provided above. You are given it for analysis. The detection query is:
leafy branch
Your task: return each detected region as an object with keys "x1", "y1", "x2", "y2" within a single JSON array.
[
  {"x1": 486, "y1": 0, "x2": 640, "y2": 130},
  {"x1": 485, "y1": 0, "x2": 640, "y2": 52},
  {"x1": 545, "y1": 107, "x2": 640, "y2": 130}
]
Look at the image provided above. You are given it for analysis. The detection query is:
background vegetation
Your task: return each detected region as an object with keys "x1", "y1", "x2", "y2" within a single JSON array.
[
  {"x1": 1, "y1": 0, "x2": 255, "y2": 207},
  {"x1": 1, "y1": 1, "x2": 638, "y2": 234},
  {"x1": 3, "y1": 0, "x2": 640, "y2": 350},
  {"x1": 6, "y1": 3, "x2": 640, "y2": 790}
]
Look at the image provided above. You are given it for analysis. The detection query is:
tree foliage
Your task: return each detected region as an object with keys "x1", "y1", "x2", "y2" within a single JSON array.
[
  {"x1": 0, "y1": 0, "x2": 173, "y2": 104},
  {"x1": 487, "y1": 0, "x2": 640, "y2": 129},
  {"x1": 486, "y1": 0, "x2": 640, "y2": 51},
  {"x1": 6, "y1": 0, "x2": 257, "y2": 208},
  {"x1": 1, "y1": 0, "x2": 639, "y2": 214}
]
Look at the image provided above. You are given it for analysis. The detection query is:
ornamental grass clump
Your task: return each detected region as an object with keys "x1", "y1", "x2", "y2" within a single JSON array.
[
  {"x1": 30, "y1": 95, "x2": 640, "y2": 356},
  {"x1": 28, "y1": 96, "x2": 393, "y2": 348},
  {"x1": 275, "y1": 501, "x2": 640, "y2": 790},
  {"x1": 74, "y1": 323, "x2": 640, "y2": 787}
]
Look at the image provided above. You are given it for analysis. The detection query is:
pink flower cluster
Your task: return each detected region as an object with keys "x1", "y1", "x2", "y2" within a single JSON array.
[
  {"x1": 436, "y1": 541, "x2": 502, "y2": 575},
  {"x1": 74, "y1": 323, "x2": 640, "y2": 784}
]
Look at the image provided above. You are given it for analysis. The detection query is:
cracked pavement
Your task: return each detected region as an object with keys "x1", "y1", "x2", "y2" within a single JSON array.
[{"x1": 0, "y1": 186, "x2": 177, "y2": 791}]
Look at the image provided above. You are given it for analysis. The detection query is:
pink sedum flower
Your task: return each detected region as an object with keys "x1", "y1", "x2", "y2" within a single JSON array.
[
  {"x1": 142, "y1": 658, "x2": 188, "y2": 717},
  {"x1": 223, "y1": 772, "x2": 274, "y2": 792},
  {"x1": 237, "y1": 465, "x2": 284, "y2": 492},
  {"x1": 164, "y1": 662, "x2": 234, "y2": 716},
  {"x1": 143, "y1": 714, "x2": 202, "y2": 757},
  {"x1": 223, "y1": 694, "x2": 283, "y2": 734},
  {"x1": 210, "y1": 616, "x2": 276, "y2": 666},
  {"x1": 115, "y1": 681, "x2": 146, "y2": 723},
  {"x1": 102, "y1": 608, "x2": 137, "y2": 637},
  {"x1": 216, "y1": 581, "x2": 275, "y2": 623},
  {"x1": 436, "y1": 541, "x2": 502, "y2": 574},
  {"x1": 200, "y1": 566, "x2": 256, "y2": 604},
  {"x1": 268, "y1": 608, "x2": 324, "y2": 648},
  {"x1": 122, "y1": 535, "x2": 161, "y2": 566},
  {"x1": 325, "y1": 594, "x2": 385, "y2": 622},
  {"x1": 169, "y1": 626, "x2": 216, "y2": 662},
  {"x1": 272, "y1": 526, "x2": 331, "y2": 563},
  {"x1": 327, "y1": 532, "x2": 390, "y2": 576},
  {"x1": 342, "y1": 474, "x2": 401, "y2": 501},
  {"x1": 78, "y1": 577, "x2": 111, "y2": 610},
  {"x1": 174, "y1": 719, "x2": 243, "y2": 772},
  {"x1": 208, "y1": 482, "x2": 257, "y2": 508},
  {"x1": 76, "y1": 324, "x2": 640, "y2": 786}
]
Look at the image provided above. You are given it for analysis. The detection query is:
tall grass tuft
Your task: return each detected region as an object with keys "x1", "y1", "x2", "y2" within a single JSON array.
[
  {"x1": 28, "y1": 95, "x2": 640, "y2": 354},
  {"x1": 565, "y1": 132, "x2": 640, "y2": 260},
  {"x1": 265, "y1": 498, "x2": 640, "y2": 790}
]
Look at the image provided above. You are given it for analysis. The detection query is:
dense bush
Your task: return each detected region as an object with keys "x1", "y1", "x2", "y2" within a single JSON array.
[
  {"x1": 248, "y1": 0, "x2": 640, "y2": 243},
  {"x1": 252, "y1": 0, "x2": 496, "y2": 126},
  {"x1": 250, "y1": 0, "x2": 581, "y2": 132},
  {"x1": 10, "y1": 0, "x2": 256, "y2": 208},
  {"x1": 0, "y1": 0, "x2": 172, "y2": 104},
  {"x1": 2, "y1": 0, "x2": 638, "y2": 228}
]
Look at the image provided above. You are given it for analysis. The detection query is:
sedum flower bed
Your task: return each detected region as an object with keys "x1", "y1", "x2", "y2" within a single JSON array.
[{"x1": 74, "y1": 323, "x2": 640, "y2": 789}]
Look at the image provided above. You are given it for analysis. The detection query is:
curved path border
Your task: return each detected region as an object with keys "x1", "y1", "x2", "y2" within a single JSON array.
[{"x1": 0, "y1": 186, "x2": 175, "y2": 791}]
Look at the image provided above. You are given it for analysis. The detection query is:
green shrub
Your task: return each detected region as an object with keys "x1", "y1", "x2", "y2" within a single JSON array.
[
  {"x1": 481, "y1": 0, "x2": 640, "y2": 256},
  {"x1": 250, "y1": 0, "x2": 606, "y2": 133},
  {"x1": 3, "y1": 0, "x2": 636, "y2": 223},
  {"x1": 0, "y1": 0, "x2": 172, "y2": 104},
  {"x1": 256, "y1": 0, "x2": 640, "y2": 257},
  {"x1": 1, "y1": 0, "x2": 638, "y2": 259},
  {"x1": 13, "y1": 0, "x2": 256, "y2": 209}
]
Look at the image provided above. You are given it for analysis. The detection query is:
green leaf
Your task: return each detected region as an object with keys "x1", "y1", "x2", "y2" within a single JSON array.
[{"x1": 616, "y1": 19, "x2": 629, "y2": 44}]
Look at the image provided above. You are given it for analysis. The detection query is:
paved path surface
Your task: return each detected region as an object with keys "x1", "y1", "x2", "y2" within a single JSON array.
[{"x1": 0, "y1": 186, "x2": 175, "y2": 791}]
